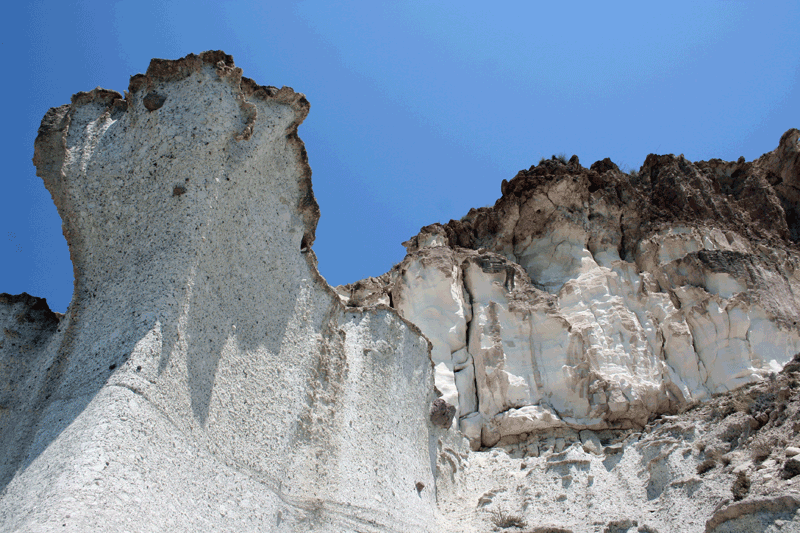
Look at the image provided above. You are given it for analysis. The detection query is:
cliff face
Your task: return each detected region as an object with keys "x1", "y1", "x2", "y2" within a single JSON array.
[
  {"x1": 3, "y1": 51, "x2": 800, "y2": 533},
  {"x1": 341, "y1": 130, "x2": 800, "y2": 449},
  {"x1": 1, "y1": 52, "x2": 439, "y2": 532}
]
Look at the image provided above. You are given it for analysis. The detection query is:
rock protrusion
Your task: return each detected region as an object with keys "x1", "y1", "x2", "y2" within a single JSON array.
[
  {"x1": 5, "y1": 51, "x2": 439, "y2": 533},
  {"x1": 431, "y1": 398, "x2": 458, "y2": 429}
]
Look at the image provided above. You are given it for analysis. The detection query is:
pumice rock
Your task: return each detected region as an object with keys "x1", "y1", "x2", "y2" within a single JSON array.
[
  {"x1": 1, "y1": 51, "x2": 440, "y2": 532},
  {"x1": 4, "y1": 50, "x2": 800, "y2": 532}
]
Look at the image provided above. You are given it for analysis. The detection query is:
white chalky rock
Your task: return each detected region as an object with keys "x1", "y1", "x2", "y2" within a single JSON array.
[
  {"x1": 5, "y1": 51, "x2": 800, "y2": 533},
  {"x1": 346, "y1": 137, "x2": 800, "y2": 443},
  {"x1": 392, "y1": 246, "x2": 471, "y2": 421},
  {"x1": 1, "y1": 52, "x2": 440, "y2": 533}
]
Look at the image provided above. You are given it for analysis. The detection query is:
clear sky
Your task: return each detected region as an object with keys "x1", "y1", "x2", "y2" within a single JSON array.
[{"x1": 3, "y1": 1, "x2": 799, "y2": 313}]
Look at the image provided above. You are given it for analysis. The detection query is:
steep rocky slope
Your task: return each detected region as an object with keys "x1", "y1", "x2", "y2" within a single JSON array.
[
  {"x1": 341, "y1": 131, "x2": 800, "y2": 451},
  {"x1": 2, "y1": 50, "x2": 800, "y2": 532}
]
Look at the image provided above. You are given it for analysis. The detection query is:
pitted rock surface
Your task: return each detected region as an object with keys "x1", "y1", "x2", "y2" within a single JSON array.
[{"x1": 1, "y1": 51, "x2": 438, "y2": 533}]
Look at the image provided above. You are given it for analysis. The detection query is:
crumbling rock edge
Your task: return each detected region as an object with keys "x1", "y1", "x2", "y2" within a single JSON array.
[
  {"x1": 4, "y1": 51, "x2": 440, "y2": 533},
  {"x1": 706, "y1": 495, "x2": 800, "y2": 532}
]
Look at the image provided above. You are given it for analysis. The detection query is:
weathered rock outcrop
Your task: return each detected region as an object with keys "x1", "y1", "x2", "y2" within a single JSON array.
[
  {"x1": 1, "y1": 52, "x2": 440, "y2": 532},
  {"x1": 434, "y1": 354, "x2": 800, "y2": 532},
  {"x1": 4, "y1": 50, "x2": 800, "y2": 532},
  {"x1": 341, "y1": 131, "x2": 800, "y2": 449}
]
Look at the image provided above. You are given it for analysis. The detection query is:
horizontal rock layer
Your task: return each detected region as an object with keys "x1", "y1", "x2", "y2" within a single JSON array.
[{"x1": 433, "y1": 355, "x2": 800, "y2": 532}]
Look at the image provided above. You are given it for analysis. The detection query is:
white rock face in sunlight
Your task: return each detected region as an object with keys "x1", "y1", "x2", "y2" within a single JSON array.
[
  {"x1": 1, "y1": 52, "x2": 440, "y2": 533},
  {"x1": 343, "y1": 138, "x2": 800, "y2": 450},
  {"x1": 5, "y1": 49, "x2": 800, "y2": 533},
  {"x1": 392, "y1": 247, "x2": 471, "y2": 419}
]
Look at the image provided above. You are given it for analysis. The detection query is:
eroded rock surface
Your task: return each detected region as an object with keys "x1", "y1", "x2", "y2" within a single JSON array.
[
  {"x1": 342, "y1": 131, "x2": 800, "y2": 449},
  {"x1": 4, "y1": 50, "x2": 800, "y2": 533},
  {"x1": 433, "y1": 353, "x2": 800, "y2": 533},
  {"x1": 1, "y1": 52, "x2": 439, "y2": 532}
]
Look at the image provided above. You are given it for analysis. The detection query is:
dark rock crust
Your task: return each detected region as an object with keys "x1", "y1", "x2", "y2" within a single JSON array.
[{"x1": 425, "y1": 128, "x2": 799, "y2": 257}]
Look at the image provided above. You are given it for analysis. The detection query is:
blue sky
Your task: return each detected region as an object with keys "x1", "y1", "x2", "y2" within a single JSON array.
[{"x1": 3, "y1": 1, "x2": 799, "y2": 313}]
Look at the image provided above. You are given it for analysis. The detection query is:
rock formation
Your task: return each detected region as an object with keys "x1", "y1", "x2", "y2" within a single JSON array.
[
  {"x1": 3, "y1": 51, "x2": 800, "y2": 532},
  {"x1": 341, "y1": 132, "x2": 800, "y2": 451},
  {"x1": 1, "y1": 52, "x2": 440, "y2": 532}
]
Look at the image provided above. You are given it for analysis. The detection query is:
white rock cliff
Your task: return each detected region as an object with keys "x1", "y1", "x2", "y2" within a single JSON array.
[
  {"x1": 3, "y1": 52, "x2": 800, "y2": 532},
  {"x1": 343, "y1": 139, "x2": 800, "y2": 451},
  {"x1": 1, "y1": 52, "x2": 440, "y2": 532}
]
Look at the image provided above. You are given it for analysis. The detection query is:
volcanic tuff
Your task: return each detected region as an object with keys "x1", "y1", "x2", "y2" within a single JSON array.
[
  {"x1": 2, "y1": 51, "x2": 438, "y2": 532},
  {"x1": 339, "y1": 131, "x2": 800, "y2": 451},
  {"x1": 2, "y1": 51, "x2": 800, "y2": 532}
]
